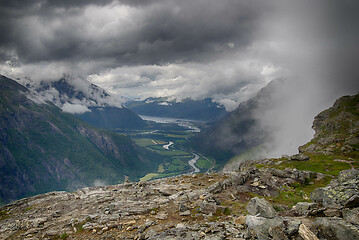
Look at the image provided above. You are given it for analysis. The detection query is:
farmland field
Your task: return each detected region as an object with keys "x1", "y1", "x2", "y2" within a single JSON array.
[{"x1": 116, "y1": 118, "x2": 215, "y2": 181}]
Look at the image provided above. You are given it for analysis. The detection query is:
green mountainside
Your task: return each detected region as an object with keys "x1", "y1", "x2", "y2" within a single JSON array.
[
  {"x1": 77, "y1": 106, "x2": 147, "y2": 130},
  {"x1": 0, "y1": 76, "x2": 163, "y2": 204}
]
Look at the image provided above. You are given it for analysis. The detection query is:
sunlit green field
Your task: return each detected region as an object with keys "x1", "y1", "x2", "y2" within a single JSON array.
[{"x1": 127, "y1": 126, "x2": 214, "y2": 181}]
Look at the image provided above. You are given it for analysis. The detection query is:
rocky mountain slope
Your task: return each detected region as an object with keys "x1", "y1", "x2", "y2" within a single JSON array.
[
  {"x1": 0, "y1": 92, "x2": 358, "y2": 239},
  {"x1": 299, "y1": 93, "x2": 359, "y2": 157},
  {"x1": 0, "y1": 75, "x2": 163, "y2": 204},
  {"x1": 30, "y1": 77, "x2": 147, "y2": 130}
]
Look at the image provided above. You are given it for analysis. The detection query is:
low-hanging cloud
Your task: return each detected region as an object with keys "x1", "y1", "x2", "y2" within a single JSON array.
[{"x1": 61, "y1": 102, "x2": 90, "y2": 114}]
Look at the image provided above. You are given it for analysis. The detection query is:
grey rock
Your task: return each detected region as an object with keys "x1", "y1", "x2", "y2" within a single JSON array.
[
  {"x1": 243, "y1": 229, "x2": 252, "y2": 239},
  {"x1": 204, "y1": 234, "x2": 226, "y2": 240},
  {"x1": 145, "y1": 229, "x2": 158, "y2": 239},
  {"x1": 290, "y1": 154, "x2": 310, "y2": 161},
  {"x1": 246, "y1": 215, "x2": 284, "y2": 238},
  {"x1": 208, "y1": 182, "x2": 223, "y2": 194},
  {"x1": 231, "y1": 173, "x2": 249, "y2": 185},
  {"x1": 311, "y1": 169, "x2": 359, "y2": 208},
  {"x1": 294, "y1": 202, "x2": 317, "y2": 216},
  {"x1": 342, "y1": 207, "x2": 359, "y2": 225},
  {"x1": 324, "y1": 208, "x2": 342, "y2": 217},
  {"x1": 269, "y1": 225, "x2": 288, "y2": 240},
  {"x1": 179, "y1": 203, "x2": 189, "y2": 212},
  {"x1": 285, "y1": 219, "x2": 302, "y2": 236},
  {"x1": 246, "y1": 197, "x2": 276, "y2": 218},
  {"x1": 269, "y1": 168, "x2": 291, "y2": 178},
  {"x1": 199, "y1": 202, "x2": 218, "y2": 214},
  {"x1": 179, "y1": 210, "x2": 191, "y2": 216},
  {"x1": 314, "y1": 217, "x2": 359, "y2": 240},
  {"x1": 338, "y1": 169, "x2": 359, "y2": 183},
  {"x1": 30, "y1": 217, "x2": 47, "y2": 228}
]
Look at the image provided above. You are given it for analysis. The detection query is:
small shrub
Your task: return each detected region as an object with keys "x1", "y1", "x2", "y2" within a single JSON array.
[{"x1": 59, "y1": 232, "x2": 68, "y2": 239}]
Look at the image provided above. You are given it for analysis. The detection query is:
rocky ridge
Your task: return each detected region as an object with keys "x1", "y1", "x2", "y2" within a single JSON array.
[{"x1": 1, "y1": 164, "x2": 358, "y2": 239}]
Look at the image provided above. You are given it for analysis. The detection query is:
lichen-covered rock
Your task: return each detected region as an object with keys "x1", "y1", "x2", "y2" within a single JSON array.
[
  {"x1": 286, "y1": 219, "x2": 302, "y2": 236},
  {"x1": 311, "y1": 169, "x2": 359, "y2": 208},
  {"x1": 246, "y1": 197, "x2": 276, "y2": 219}
]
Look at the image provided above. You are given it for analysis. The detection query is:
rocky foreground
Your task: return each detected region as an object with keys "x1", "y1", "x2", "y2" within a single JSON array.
[{"x1": 0, "y1": 162, "x2": 358, "y2": 240}]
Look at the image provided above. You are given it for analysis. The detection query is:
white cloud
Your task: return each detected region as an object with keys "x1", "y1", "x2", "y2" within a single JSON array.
[
  {"x1": 87, "y1": 55, "x2": 272, "y2": 110},
  {"x1": 93, "y1": 179, "x2": 108, "y2": 187},
  {"x1": 61, "y1": 103, "x2": 91, "y2": 114}
]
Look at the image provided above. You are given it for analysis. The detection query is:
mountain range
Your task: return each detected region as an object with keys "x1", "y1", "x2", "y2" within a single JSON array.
[
  {"x1": 126, "y1": 97, "x2": 227, "y2": 121},
  {"x1": 31, "y1": 77, "x2": 147, "y2": 130},
  {"x1": 0, "y1": 75, "x2": 163, "y2": 204}
]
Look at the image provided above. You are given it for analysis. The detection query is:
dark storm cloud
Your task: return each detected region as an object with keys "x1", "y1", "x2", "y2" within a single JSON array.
[
  {"x1": 322, "y1": 0, "x2": 359, "y2": 93},
  {"x1": 0, "y1": 0, "x2": 358, "y2": 99},
  {"x1": 0, "y1": 0, "x2": 271, "y2": 66},
  {"x1": 0, "y1": 0, "x2": 113, "y2": 9}
]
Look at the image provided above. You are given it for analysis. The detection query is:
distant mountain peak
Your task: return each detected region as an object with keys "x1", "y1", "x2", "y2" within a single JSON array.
[
  {"x1": 20, "y1": 76, "x2": 124, "y2": 113},
  {"x1": 126, "y1": 97, "x2": 226, "y2": 121}
]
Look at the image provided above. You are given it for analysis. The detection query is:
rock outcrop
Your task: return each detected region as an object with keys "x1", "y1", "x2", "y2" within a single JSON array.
[
  {"x1": 311, "y1": 169, "x2": 359, "y2": 209},
  {"x1": 299, "y1": 94, "x2": 359, "y2": 154},
  {"x1": 1, "y1": 167, "x2": 357, "y2": 240}
]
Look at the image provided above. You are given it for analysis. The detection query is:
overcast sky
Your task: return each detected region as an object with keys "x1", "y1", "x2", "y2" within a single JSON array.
[
  {"x1": 0, "y1": 0, "x2": 358, "y2": 157},
  {"x1": 0, "y1": 0, "x2": 358, "y2": 110}
]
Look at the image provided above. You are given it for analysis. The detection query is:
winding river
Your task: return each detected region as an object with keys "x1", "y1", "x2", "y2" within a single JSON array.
[
  {"x1": 188, "y1": 153, "x2": 200, "y2": 173},
  {"x1": 162, "y1": 141, "x2": 200, "y2": 173}
]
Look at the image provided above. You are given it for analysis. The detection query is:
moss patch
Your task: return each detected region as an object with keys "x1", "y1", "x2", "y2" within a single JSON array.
[{"x1": 265, "y1": 154, "x2": 353, "y2": 176}]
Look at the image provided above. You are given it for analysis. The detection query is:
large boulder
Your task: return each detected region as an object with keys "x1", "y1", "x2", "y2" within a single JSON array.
[
  {"x1": 246, "y1": 215, "x2": 284, "y2": 240},
  {"x1": 311, "y1": 169, "x2": 359, "y2": 208},
  {"x1": 246, "y1": 197, "x2": 277, "y2": 218},
  {"x1": 294, "y1": 202, "x2": 318, "y2": 216},
  {"x1": 314, "y1": 217, "x2": 359, "y2": 240}
]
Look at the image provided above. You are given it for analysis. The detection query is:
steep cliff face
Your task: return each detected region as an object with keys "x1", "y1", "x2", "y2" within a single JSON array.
[
  {"x1": 0, "y1": 75, "x2": 162, "y2": 203},
  {"x1": 299, "y1": 93, "x2": 359, "y2": 157}
]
